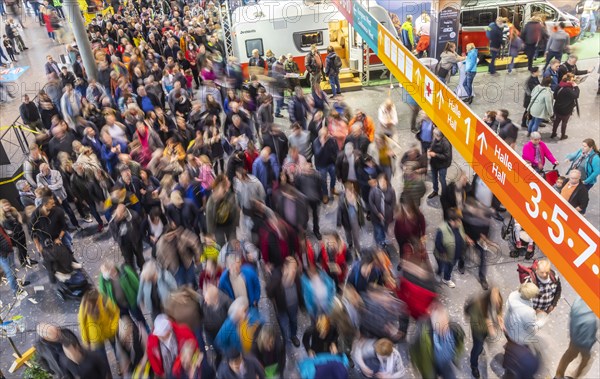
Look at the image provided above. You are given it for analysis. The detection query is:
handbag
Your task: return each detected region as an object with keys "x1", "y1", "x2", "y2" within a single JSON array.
[{"x1": 525, "y1": 87, "x2": 545, "y2": 122}]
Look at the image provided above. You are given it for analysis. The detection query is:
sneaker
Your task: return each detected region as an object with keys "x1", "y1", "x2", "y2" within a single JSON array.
[
  {"x1": 471, "y1": 366, "x2": 481, "y2": 379},
  {"x1": 458, "y1": 265, "x2": 465, "y2": 275},
  {"x1": 560, "y1": 135, "x2": 569, "y2": 140},
  {"x1": 427, "y1": 191, "x2": 438, "y2": 199},
  {"x1": 291, "y1": 336, "x2": 300, "y2": 347},
  {"x1": 83, "y1": 215, "x2": 93, "y2": 223},
  {"x1": 480, "y1": 278, "x2": 489, "y2": 290},
  {"x1": 550, "y1": 133, "x2": 557, "y2": 139},
  {"x1": 442, "y1": 279, "x2": 456, "y2": 288}
]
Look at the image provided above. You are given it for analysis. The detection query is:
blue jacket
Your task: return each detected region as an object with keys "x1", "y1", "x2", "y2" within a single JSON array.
[
  {"x1": 465, "y1": 49, "x2": 478, "y2": 73},
  {"x1": 218, "y1": 264, "x2": 261, "y2": 306},
  {"x1": 298, "y1": 353, "x2": 349, "y2": 379},
  {"x1": 566, "y1": 149, "x2": 600, "y2": 186},
  {"x1": 252, "y1": 154, "x2": 280, "y2": 195},
  {"x1": 301, "y1": 271, "x2": 335, "y2": 319},
  {"x1": 487, "y1": 22, "x2": 503, "y2": 49},
  {"x1": 100, "y1": 140, "x2": 129, "y2": 175},
  {"x1": 570, "y1": 298, "x2": 597, "y2": 350},
  {"x1": 214, "y1": 307, "x2": 261, "y2": 354},
  {"x1": 543, "y1": 67, "x2": 559, "y2": 92}
]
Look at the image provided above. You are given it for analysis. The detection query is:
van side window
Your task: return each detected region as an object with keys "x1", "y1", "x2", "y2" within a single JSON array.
[
  {"x1": 295, "y1": 31, "x2": 324, "y2": 48},
  {"x1": 479, "y1": 11, "x2": 496, "y2": 25},
  {"x1": 530, "y1": 4, "x2": 558, "y2": 21},
  {"x1": 245, "y1": 39, "x2": 264, "y2": 58},
  {"x1": 461, "y1": 9, "x2": 479, "y2": 27}
]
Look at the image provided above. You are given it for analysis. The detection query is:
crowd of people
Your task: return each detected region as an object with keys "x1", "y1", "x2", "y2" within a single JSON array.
[{"x1": 0, "y1": 0, "x2": 599, "y2": 379}]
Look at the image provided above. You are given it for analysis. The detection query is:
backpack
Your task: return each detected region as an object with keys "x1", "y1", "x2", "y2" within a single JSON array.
[
  {"x1": 334, "y1": 55, "x2": 342, "y2": 69},
  {"x1": 215, "y1": 197, "x2": 232, "y2": 225},
  {"x1": 517, "y1": 259, "x2": 557, "y2": 285}
]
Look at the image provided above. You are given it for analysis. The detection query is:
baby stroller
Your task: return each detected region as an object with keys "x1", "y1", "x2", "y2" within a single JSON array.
[
  {"x1": 501, "y1": 215, "x2": 536, "y2": 260},
  {"x1": 42, "y1": 242, "x2": 91, "y2": 301}
]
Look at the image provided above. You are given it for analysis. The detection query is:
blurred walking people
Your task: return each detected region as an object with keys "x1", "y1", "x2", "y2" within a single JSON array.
[
  {"x1": 410, "y1": 303, "x2": 465, "y2": 379},
  {"x1": 554, "y1": 297, "x2": 598, "y2": 379}
]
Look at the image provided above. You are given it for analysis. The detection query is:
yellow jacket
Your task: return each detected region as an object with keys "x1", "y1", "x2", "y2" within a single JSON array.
[{"x1": 78, "y1": 296, "x2": 120, "y2": 346}]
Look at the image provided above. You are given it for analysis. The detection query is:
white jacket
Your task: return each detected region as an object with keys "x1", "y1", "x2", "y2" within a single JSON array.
[{"x1": 504, "y1": 290, "x2": 548, "y2": 345}]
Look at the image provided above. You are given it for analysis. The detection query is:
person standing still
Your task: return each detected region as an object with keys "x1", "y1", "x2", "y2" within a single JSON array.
[
  {"x1": 487, "y1": 17, "x2": 505, "y2": 75},
  {"x1": 325, "y1": 46, "x2": 342, "y2": 99},
  {"x1": 551, "y1": 73, "x2": 580, "y2": 140},
  {"x1": 305, "y1": 44, "x2": 323, "y2": 89}
]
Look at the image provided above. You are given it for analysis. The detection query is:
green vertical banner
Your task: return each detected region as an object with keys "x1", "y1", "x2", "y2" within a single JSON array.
[{"x1": 352, "y1": 1, "x2": 379, "y2": 55}]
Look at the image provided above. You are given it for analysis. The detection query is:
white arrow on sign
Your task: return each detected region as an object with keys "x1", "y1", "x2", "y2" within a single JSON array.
[
  {"x1": 415, "y1": 68, "x2": 422, "y2": 82},
  {"x1": 477, "y1": 132, "x2": 488, "y2": 155},
  {"x1": 436, "y1": 90, "x2": 445, "y2": 109},
  {"x1": 465, "y1": 117, "x2": 471, "y2": 144}
]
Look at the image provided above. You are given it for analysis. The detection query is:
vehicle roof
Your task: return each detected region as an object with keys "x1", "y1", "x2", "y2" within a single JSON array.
[
  {"x1": 462, "y1": 0, "x2": 552, "y2": 8},
  {"x1": 231, "y1": 0, "x2": 339, "y2": 23}
]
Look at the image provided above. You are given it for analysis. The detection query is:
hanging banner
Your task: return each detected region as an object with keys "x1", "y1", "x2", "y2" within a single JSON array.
[{"x1": 334, "y1": 1, "x2": 600, "y2": 316}]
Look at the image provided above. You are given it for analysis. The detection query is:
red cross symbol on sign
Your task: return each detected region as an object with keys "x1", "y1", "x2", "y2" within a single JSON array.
[{"x1": 426, "y1": 82, "x2": 433, "y2": 97}]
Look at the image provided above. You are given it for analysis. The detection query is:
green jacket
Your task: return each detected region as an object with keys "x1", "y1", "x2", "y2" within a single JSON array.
[
  {"x1": 99, "y1": 265, "x2": 140, "y2": 310},
  {"x1": 409, "y1": 319, "x2": 465, "y2": 378},
  {"x1": 433, "y1": 221, "x2": 467, "y2": 263}
]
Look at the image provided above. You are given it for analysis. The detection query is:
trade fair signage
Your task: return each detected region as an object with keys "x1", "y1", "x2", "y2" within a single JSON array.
[{"x1": 333, "y1": 0, "x2": 600, "y2": 316}]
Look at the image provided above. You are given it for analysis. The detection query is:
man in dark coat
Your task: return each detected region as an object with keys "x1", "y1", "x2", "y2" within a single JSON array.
[
  {"x1": 427, "y1": 128, "x2": 452, "y2": 198},
  {"x1": 109, "y1": 204, "x2": 145, "y2": 272},
  {"x1": 487, "y1": 17, "x2": 505, "y2": 74},
  {"x1": 19, "y1": 94, "x2": 43, "y2": 130}
]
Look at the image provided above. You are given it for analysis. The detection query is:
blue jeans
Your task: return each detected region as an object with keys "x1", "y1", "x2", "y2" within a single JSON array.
[
  {"x1": 0, "y1": 255, "x2": 18, "y2": 294},
  {"x1": 489, "y1": 49, "x2": 499, "y2": 74},
  {"x1": 61, "y1": 233, "x2": 73, "y2": 252},
  {"x1": 470, "y1": 332, "x2": 486, "y2": 369},
  {"x1": 435, "y1": 358, "x2": 457, "y2": 379},
  {"x1": 373, "y1": 222, "x2": 387, "y2": 246},
  {"x1": 435, "y1": 256, "x2": 453, "y2": 281},
  {"x1": 431, "y1": 167, "x2": 448, "y2": 194},
  {"x1": 317, "y1": 164, "x2": 336, "y2": 197},
  {"x1": 528, "y1": 117, "x2": 543, "y2": 134},
  {"x1": 175, "y1": 263, "x2": 197, "y2": 288},
  {"x1": 277, "y1": 304, "x2": 298, "y2": 342},
  {"x1": 329, "y1": 74, "x2": 341, "y2": 96},
  {"x1": 508, "y1": 56, "x2": 516, "y2": 73},
  {"x1": 275, "y1": 94, "x2": 284, "y2": 116},
  {"x1": 463, "y1": 71, "x2": 476, "y2": 98}
]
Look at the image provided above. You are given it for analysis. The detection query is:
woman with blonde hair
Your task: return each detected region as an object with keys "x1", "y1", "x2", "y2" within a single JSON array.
[
  {"x1": 78, "y1": 288, "x2": 120, "y2": 369},
  {"x1": 251, "y1": 324, "x2": 286, "y2": 376},
  {"x1": 377, "y1": 98, "x2": 398, "y2": 137},
  {"x1": 462, "y1": 43, "x2": 478, "y2": 105}
]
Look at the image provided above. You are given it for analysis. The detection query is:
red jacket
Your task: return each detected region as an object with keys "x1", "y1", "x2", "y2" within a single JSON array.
[
  {"x1": 147, "y1": 321, "x2": 198, "y2": 377},
  {"x1": 306, "y1": 240, "x2": 348, "y2": 284}
]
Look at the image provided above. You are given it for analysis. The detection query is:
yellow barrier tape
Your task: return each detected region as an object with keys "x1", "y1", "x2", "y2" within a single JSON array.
[
  {"x1": 0, "y1": 172, "x2": 24, "y2": 186},
  {"x1": 0, "y1": 125, "x2": 44, "y2": 135}
]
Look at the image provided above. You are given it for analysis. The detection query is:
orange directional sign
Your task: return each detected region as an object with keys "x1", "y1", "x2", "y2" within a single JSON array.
[{"x1": 336, "y1": 1, "x2": 600, "y2": 315}]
